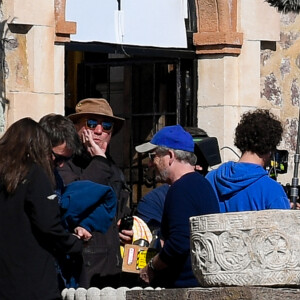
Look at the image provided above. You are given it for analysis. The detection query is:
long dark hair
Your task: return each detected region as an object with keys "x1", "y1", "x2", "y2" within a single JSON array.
[{"x1": 0, "y1": 118, "x2": 55, "y2": 193}]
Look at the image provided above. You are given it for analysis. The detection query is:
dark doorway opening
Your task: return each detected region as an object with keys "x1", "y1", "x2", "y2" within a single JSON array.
[{"x1": 65, "y1": 45, "x2": 198, "y2": 208}]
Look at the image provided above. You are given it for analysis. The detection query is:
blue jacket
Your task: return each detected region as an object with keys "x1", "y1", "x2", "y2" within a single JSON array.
[
  {"x1": 206, "y1": 161, "x2": 290, "y2": 213},
  {"x1": 60, "y1": 180, "x2": 117, "y2": 233},
  {"x1": 136, "y1": 184, "x2": 169, "y2": 226}
]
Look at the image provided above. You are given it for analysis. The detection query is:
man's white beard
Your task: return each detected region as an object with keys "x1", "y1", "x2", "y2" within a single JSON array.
[{"x1": 156, "y1": 169, "x2": 169, "y2": 183}]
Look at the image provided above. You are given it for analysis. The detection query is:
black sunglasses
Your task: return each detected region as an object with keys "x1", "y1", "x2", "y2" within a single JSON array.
[
  {"x1": 86, "y1": 119, "x2": 114, "y2": 132},
  {"x1": 52, "y1": 151, "x2": 72, "y2": 164},
  {"x1": 148, "y1": 152, "x2": 156, "y2": 161}
]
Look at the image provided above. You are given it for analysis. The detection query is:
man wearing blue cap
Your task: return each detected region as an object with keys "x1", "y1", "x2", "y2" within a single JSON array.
[{"x1": 136, "y1": 125, "x2": 220, "y2": 288}]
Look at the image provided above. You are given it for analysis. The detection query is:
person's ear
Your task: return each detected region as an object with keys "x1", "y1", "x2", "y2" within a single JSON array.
[
  {"x1": 195, "y1": 165, "x2": 203, "y2": 171},
  {"x1": 168, "y1": 150, "x2": 175, "y2": 165}
]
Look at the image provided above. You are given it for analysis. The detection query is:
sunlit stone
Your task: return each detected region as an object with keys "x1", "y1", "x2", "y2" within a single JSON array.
[{"x1": 190, "y1": 210, "x2": 300, "y2": 286}]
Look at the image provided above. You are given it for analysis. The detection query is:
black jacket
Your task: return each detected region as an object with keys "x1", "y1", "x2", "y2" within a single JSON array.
[
  {"x1": 58, "y1": 151, "x2": 130, "y2": 288},
  {"x1": 0, "y1": 164, "x2": 82, "y2": 300}
]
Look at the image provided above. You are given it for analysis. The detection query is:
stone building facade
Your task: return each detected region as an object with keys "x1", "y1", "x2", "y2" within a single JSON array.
[{"x1": 0, "y1": 0, "x2": 299, "y2": 186}]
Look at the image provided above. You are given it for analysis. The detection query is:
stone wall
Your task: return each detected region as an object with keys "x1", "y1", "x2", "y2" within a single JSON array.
[
  {"x1": 126, "y1": 287, "x2": 300, "y2": 300},
  {"x1": 197, "y1": 0, "x2": 281, "y2": 165},
  {"x1": 0, "y1": 0, "x2": 64, "y2": 134},
  {"x1": 197, "y1": 0, "x2": 300, "y2": 185},
  {"x1": 0, "y1": 1, "x2": 8, "y2": 133},
  {"x1": 261, "y1": 12, "x2": 300, "y2": 184}
]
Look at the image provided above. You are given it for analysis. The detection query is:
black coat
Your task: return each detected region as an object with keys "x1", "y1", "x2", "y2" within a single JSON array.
[
  {"x1": 58, "y1": 151, "x2": 131, "y2": 288},
  {"x1": 59, "y1": 152, "x2": 129, "y2": 217},
  {"x1": 0, "y1": 164, "x2": 82, "y2": 300}
]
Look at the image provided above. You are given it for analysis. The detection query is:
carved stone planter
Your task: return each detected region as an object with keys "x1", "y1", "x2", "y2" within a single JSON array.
[{"x1": 190, "y1": 210, "x2": 300, "y2": 287}]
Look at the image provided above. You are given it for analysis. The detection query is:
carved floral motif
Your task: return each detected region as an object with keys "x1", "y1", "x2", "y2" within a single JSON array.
[{"x1": 190, "y1": 210, "x2": 300, "y2": 286}]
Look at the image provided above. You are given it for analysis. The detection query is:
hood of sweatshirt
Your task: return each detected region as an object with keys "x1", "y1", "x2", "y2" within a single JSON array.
[{"x1": 206, "y1": 161, "x2": 268, "y2": 201}]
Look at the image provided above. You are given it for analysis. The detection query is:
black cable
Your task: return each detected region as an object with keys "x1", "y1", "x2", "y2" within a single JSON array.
[{"x1": 220, "y1": 146, "x2": 241, "y2": 159}]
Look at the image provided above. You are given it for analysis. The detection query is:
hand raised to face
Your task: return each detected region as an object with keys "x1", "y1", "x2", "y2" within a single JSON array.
[{"x1": 82, "y1": 129, "x2": 107, "y2": 158}]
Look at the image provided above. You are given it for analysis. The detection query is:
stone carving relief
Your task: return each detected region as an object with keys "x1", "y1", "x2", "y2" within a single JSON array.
[
  {"x1": 190, "y1": 210, "x2": 300, "y2": 286},
  {"x1": 193, "y1": 0, "x2": 243, "y2": 54}
]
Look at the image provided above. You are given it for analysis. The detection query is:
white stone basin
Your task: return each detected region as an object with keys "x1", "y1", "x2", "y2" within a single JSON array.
[{"x1": 190, "y1": 209, "x2": 300, "y2": 287}]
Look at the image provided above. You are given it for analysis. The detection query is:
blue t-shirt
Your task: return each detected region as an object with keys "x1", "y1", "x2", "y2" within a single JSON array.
[
  {"x1": 136, "y1": 184, "x2": 169, "y2": 228},
  {"x1": 158, "y1": 172, "x2": 220, "y2": 288},
  {"x1": 206, "y1": 161, "x2": 290, "y2": 213}
]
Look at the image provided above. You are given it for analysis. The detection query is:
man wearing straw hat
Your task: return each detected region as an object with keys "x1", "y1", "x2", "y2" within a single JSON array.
[{"x1": 58, "y1": 98, "x2": 131, "y2": 288}]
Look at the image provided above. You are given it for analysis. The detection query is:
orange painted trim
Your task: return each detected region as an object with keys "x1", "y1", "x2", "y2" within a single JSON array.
[
  {"x1": 193, "y1": 0, "x2": 243, "y2": 55},
  {"x1": 55, "y1": 0, "x2": 76, "y2": 43}
]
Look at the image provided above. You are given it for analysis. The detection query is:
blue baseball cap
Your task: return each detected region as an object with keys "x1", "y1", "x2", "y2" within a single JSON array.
[{"x1": 135, "y1": 125, "x2": 194, "y2": 153}]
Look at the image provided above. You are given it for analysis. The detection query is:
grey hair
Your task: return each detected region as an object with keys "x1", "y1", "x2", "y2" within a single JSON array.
[{"x1": 156, "y1": 146, "x2": 197, "y2": 165}]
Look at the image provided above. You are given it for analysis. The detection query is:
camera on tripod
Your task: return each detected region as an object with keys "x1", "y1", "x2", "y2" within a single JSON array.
[
  {"x1": 267, "y1": 149, "x2": 288, "y2": 180},
  {"x1": 282, "y1": 183, "x2": 300, "y2": 203}
]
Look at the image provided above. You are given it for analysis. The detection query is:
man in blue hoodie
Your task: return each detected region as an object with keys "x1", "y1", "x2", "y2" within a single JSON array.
[{"x1": 206, "y1": 109, "x2": 290, "y2": 213}]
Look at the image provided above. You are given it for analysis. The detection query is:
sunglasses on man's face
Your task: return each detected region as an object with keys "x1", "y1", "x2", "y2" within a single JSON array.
[
  {"x1": 52, "y1": 151, "x2": 73, "y2": 164},
  {"x1": 148, "y1": 152, "x2": 157, "y2": 161},
  {"x1": 86, "y1": 119, "x2": 114, "y2": 133}
]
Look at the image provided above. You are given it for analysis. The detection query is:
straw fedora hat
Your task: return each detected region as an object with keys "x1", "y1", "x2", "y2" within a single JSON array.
[{"x1": 68, "y1": 98, "x2": 125, "y2": 135}]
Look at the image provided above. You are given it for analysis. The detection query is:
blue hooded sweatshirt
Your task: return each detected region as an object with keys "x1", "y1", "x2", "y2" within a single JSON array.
[{"x1": 206, "y1": 161, "x2": 290, "y2": 213}]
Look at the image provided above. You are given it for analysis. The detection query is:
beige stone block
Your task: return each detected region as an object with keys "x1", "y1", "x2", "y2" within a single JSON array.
[
  {"x1": 239, "y1": 0, "x2": 280, "y2": 41},
  {"x1": 6, "y1": 0, "x2": 54, "y2": 26},
  {"x1": 6, "y1": 92, "x2": 58, "y2": 126},
  {"x1": 53, "y1": 94, "x2": 65, "y2": 115},
  {"x1": 27, "y1": 26, "x2": 55, "y2": 93},
  {"x1": 238, "y1": 40, "x2": 261, "y2": 106},
  {"x1": 6, "y1": 33, "x2": 31, "y2": 93},
  {"x1": 54, "y1": 44, "x2": 65, "y2": 95},
  {"x1": 198, "y1": 59, "x2": 224, "y2": 107},
  {"x1": 198, "y1": 106, "x2": 249, "y2": 164},
  {"x1": 198, "y1": 56, "x2": 239, "y2": 107},
  {"x1": 198, "y1": 107, "x2": 229, "y2": 142}
]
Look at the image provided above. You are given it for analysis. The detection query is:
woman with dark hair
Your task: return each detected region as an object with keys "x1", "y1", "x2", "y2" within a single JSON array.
[
  {"x1": 0, "y1": 118, "x2": 83, "y2": 300},
  {"x1": 206, "y1": 109, "x2": 290, "y2": 213}
]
